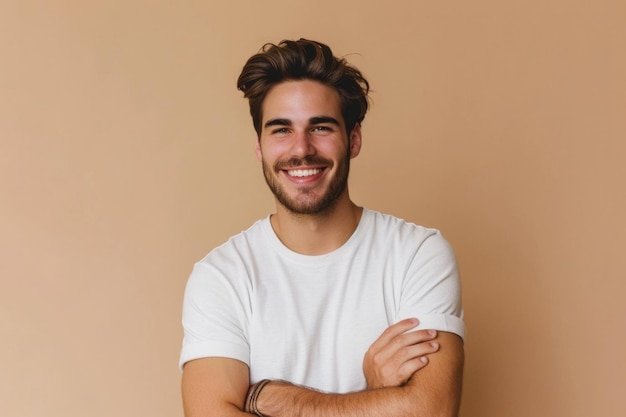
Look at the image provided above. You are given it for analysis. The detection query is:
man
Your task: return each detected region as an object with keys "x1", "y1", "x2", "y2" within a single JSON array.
[{"x1": 180, "y1": 39, "x2": 465, "y2": 417}]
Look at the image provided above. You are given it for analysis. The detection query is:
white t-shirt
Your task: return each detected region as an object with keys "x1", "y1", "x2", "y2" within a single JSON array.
[{"x1": 180, "y1": 208, "x2": 464, "y2": 393}]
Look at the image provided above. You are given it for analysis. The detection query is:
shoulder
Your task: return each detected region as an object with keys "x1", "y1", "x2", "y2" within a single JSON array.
[
  {"x1": 360, "y1": 209, "x2": 456, "y2": 264},
  {"x1": 184, "y1": 217, "x2": 271, "y2": 298},
  {"x1": 363, "y1": 209, "x2": 445, "y2": 244},
  {"x1": 189, "y1": 216, "x2": 273, "y2": 281}
]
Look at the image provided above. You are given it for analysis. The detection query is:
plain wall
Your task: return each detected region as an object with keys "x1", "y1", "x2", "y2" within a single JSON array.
[{"x1": 1, "y1": 1, "x2": 624, "y2": 416}]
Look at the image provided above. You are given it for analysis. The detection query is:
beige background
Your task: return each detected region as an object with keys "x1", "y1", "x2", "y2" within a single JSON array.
[{"x1": 1, "y1": 1, "x2": 624, "y2": 416}]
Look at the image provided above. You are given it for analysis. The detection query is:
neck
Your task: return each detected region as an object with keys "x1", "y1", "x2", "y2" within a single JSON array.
[{"x1": 270, "y1": 193, "x2": 363, "y2": 256}]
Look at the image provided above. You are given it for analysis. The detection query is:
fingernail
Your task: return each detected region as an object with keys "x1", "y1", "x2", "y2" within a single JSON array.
[
  {"x1": 429, "y1": 330, "x2": 437, "y2": 337},
  {"x1": 431, "y1": 342, "x2": 439, "y2": 349},
  {"x1": 420, "y1": 356, "x2": 428, "y2": 363}
]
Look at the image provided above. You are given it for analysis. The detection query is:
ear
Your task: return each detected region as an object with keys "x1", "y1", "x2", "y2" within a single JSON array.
[
  {"x1": 348, "y1": 123, "x2": 362, "y2": 159},
  {"x1": 255, "y1": 137, "x2": 263, "y2": 161}
]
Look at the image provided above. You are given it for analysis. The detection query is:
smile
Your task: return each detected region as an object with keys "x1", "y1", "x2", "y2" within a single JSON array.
[{"x1": 286, "y1": 168, "x2": 323, "y2": 177}]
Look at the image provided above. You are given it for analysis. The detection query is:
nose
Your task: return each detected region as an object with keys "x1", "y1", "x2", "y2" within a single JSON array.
[{"x1": 290, "y1": 130, "x2": 316, "y2": 158}]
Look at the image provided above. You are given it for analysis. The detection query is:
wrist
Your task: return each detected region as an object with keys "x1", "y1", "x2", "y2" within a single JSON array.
[
  {"x1": 244, "y1": 379, "x2": 271, "y2": 417},
  {"x1": 255, "y1": 380, "x2": 296, "y2": 417}
]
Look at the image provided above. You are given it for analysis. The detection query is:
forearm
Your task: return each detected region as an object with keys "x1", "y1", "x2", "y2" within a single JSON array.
[
  {"x1": 185, "y1": 401, "x2": 252, "y2": 417},
  {"x1": 254, "y1": 332, "x2": 464, "y2": 417},
  {"x1": 183, "y1": 381, "x2": 254, "y2": 417},
  {"x1": 256, "y1": 381, "x2": 440, "y2": 417},
  {"x1": 182, "y1": 358, "x2": 254, "y2": 417}
]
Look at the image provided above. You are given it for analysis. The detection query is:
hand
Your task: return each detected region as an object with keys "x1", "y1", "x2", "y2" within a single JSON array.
[{"x1": 362, "y1": 318, "x2": 440, "y2": 389}]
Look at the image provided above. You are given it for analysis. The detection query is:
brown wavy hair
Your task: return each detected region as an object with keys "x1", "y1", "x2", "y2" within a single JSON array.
[{"x1": 236, "y1": 39, "x2": 370, "y2": 137}]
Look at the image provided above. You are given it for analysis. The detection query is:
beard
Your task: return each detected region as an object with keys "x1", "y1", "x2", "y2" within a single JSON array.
[{"x1": 261, "y1": 151, "x2": 351, "y2": 215}]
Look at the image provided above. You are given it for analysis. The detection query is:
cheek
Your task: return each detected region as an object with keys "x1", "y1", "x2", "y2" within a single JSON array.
[
  {"x1": 257, "y1": 148, "x2": 284, "y2": 169},
  {"x1": 314, "y1": 138, "x2": 347, "y2": 156},
  {"x1": 326, "y1": 142, "x2": 351, "y2": 161},
  {"x1": 258, "y1": 140, "x2": 291, "y2": 162}
]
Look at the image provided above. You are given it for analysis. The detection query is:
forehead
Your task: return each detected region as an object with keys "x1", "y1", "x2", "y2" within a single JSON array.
[{"x1": 261, "y1": 80, "x2": 343, "y2": 124}]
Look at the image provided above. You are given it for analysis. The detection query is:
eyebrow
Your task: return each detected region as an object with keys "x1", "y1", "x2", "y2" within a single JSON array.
[
  {"x1": 263, "y1": 116, "x2": 341, "y2": 129},
  {"x1": 264, "y1": 118, "x2": 292, "y2": 129},
  {"x1": 310, "y1": 116, "x2": 341, "y2": 126}
]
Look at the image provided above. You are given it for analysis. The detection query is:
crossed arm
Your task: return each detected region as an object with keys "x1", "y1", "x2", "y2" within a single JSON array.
[{"x1": 182, "y1": 318, "x2": 464, "y2": 417}]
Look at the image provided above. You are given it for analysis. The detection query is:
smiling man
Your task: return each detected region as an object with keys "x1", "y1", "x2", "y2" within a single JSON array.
[
  {"x1": 258, "y1": 80, "x2": 353, "y2": 218},
  {"x1": 180, "y1": 39, "x2": 465, "y2": 417}
]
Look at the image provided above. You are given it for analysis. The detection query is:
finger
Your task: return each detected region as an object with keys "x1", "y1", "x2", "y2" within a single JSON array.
[
  {"x1": 367, "y1": 322, "x2": 435, "y2": 370},
  {"x1": 369, "y1": 318, "x2": 420, "y2": 351},
  {"x1": 399, "y1": 329, "x2": 438, "y2": 346},
  {"x1": 393, "y1": 339, "x2": 440, "y2": 366},
  {"x1": 390, "y1": 341, "x2": 441, "y2": 382},
  {"x1": 368, "y1": 340, "x2": 439, "y2": 388},
  {"x1": 396, "y1": 356, "x2": 431, "y2": 384},
  {"x1": 374, "y1": 328, "x2": 437, "y2": 362},
  {"x1": 365, "y1": 319, "x2": 420, "y2": 372}
]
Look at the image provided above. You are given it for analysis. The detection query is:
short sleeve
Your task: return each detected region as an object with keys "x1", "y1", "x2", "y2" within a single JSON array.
[
  {"x1": 398, "y1": 232, "x2": 465, "y2": 340},
  {"x1": 179, "y1": 261, "x2": 251, "y2": 370}
]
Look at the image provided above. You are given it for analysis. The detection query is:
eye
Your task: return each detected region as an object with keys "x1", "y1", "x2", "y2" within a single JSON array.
[
  {"x1": 311, "y1": 126, "x2": 333, "y2": 133},
  {"x1": 272, "y1": 127, "x2": 290, "y2": 135}
]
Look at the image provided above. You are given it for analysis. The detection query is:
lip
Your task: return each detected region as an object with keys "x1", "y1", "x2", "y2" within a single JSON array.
[{"x1": 281, "y1": 166, "x2": 327, "y2": 184}]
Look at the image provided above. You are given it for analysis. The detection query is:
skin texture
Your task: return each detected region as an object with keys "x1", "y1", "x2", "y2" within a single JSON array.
[
  {"x1": 182, "y1": 357, "x2": 250, "y2": 417},
  {"x1": 363, "y1": 318, "x2": 440, "y2": 389},
  {"x1": 181, "y1": 80, "x2": 464, "y2": 417},
  {"x1": 254, "y1": 79, "x2": 363, "y2": 255},
  {"x1": 256, "y1": 331, "x2": 463, "y2": 417},
  {"x1": 182, "y1": 320, "x2": 453, "y2": 417}
]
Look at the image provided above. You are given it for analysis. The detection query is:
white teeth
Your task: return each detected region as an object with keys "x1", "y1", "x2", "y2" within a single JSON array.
[{"x1": 287, "y1": 168, "x2": 322, "y2": 177}]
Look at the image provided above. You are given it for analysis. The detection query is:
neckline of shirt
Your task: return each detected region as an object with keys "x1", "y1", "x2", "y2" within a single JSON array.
[{"x1": 261, "y1": 208, "x2": 373, "y2": 265}]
